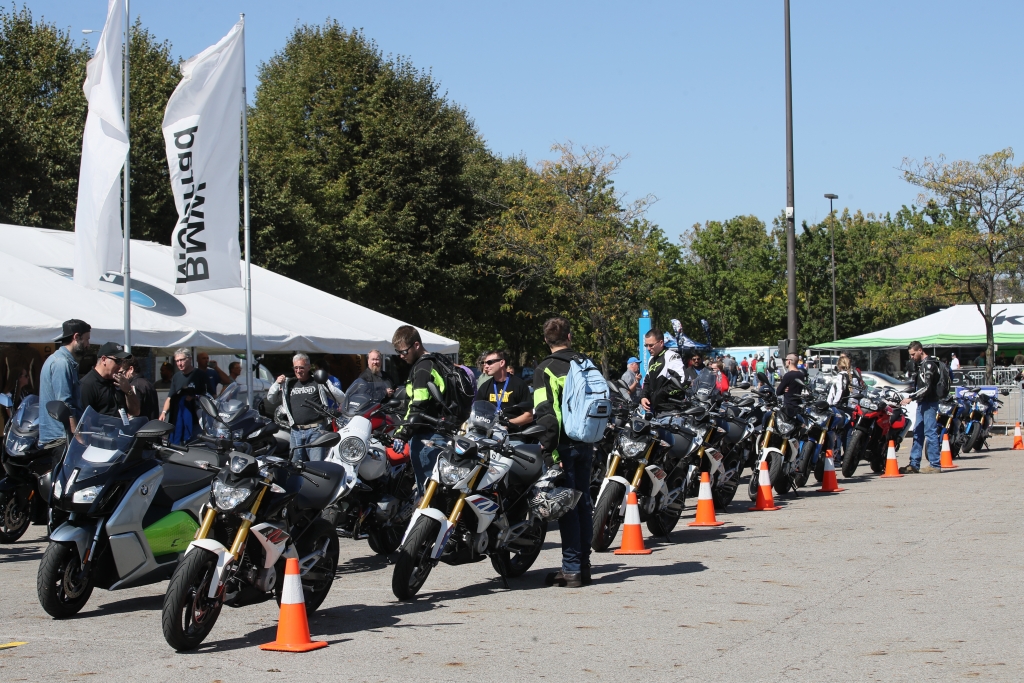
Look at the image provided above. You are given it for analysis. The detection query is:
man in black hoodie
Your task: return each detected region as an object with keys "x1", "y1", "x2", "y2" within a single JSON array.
[{"x1": 533, "y1": 317, "x2": 593, "y2": 588}]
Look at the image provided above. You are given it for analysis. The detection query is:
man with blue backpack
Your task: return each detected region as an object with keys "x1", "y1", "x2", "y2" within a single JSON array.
[{"x1": 534, "y1": 317, "x2": 611, "y2": 588}]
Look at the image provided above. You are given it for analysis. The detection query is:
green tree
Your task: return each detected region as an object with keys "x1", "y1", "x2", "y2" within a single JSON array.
[
  {"x1": 0, "y1": 6, "x2": 88, "y2": 227},
  {"x1": 247, "y1": 21, "x2": 496, "y2": 337},
  {"x1": 479, "y1": 144, "x2": 667, "y2": 374},
  {"x1": 902, "y1": 149, "x2": 1024, "y2": 380}
]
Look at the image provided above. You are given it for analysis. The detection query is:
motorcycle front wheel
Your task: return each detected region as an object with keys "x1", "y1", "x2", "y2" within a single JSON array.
[
  {"x1": 37, "y1": 541, "x2": 94, "y2": 618},
  {"x1": 794, "y1": 442, "x2": 815, "y2": 488},
  {"x1": 162, "y1": 549, "x2": 223, "y2": 651},
  {"x1": 280, "y1": 518, "x2": 339, "y2": 612},
  {"x1": 491, "y1": 518, "x2": 546, "y2": 578},
  {"x1": 647, "y1": 476, "x2": 686, "y2": 537},
  {"x1": 392, "y1": 516, "x2": 439, "y2": 600},
  {"x1": 747, "y1": 451, "x2": 783, "y2": 501},
  {"x1": 843, "y1": 430, "x2": 866, "y2": 478},
  {"x1": 591, "y1": 481, "x2": 626, "y2": 552},
  {"x1": 0, "y1": 490, "x2": 31, "y2": 543},
  {"x1": 963, "y1": 424, "x2": 981, "y2": 454}
]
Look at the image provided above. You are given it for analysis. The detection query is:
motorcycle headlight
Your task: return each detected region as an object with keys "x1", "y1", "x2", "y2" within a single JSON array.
[
  {"x1": 618, "y1": 434, "x2": 648, "y2": 459},
  {"x1": 72, "y1": 485, "x2": 104, "y2": 505},
  {"x1": 775, "y1": 418, "x2": 795, "y2": 436},
  {"x1": 815, "y1": 413, "x2": 830, "y2": 427},
  {"x1": 437, "y1": 457, "x2": 472, "y2": 486},
  {"x1": 212, "y1": 478, "x2": 254, "y2": 510},
  {"x1": 232, "y1": 430, "x2": 244, "y2": 440},
  {"x1": 52, "y1": 478, "x2": 63, "y2": 501},
  {"x1": 338, "y1": 436, "x2": 366, "y2": 463},
  {"x1": 212, "y1": 426, "x2": 231, "y2": 439}
]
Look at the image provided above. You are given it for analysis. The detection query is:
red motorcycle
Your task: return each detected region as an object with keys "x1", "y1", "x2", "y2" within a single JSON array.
[{"x1": 841, "y1": 386, "x2": 909, "y2": 477}]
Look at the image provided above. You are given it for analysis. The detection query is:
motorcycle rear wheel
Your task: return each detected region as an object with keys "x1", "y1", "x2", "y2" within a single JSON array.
[
  {"x1": 162, "y1": 549, "x2": 223, "y2": 651},
  {"x1": 367, "y1": 526, "x2": 402, "y2": 556},
  {"x1": 37, "y1": 542, "x2": 94, "y2": 618},
  {"x1": 491, "y1": 518, "x2": 546, "y2": 578},
  {"x1": 843, "y1": 430, "x2": 866, "y2": 478},
  {"x1": 392, "y1": 516, "x2": 440, "y2": 600},
  {"x1": 591, "y1": 481, "x2": 626, "y2": 552},
  {"x1": 0, "y1": 491, "x2": 30, "y2": 543}
]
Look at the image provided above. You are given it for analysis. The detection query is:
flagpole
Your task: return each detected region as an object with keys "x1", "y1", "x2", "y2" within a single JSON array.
[
  {"x1": 122, "y1": 0, "x2": 132, "y2": 352},
  {"x1": 240, "y1": 13, "x2": 254, "y2": 406}
]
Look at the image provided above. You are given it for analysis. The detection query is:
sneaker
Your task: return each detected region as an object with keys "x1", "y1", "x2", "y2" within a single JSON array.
[
  {"x1": 918, "y1": 465, "x2": 940, "y2": 474},
  {"x1": 898, "y1": 465, "x2": 919, "y2": 474}
]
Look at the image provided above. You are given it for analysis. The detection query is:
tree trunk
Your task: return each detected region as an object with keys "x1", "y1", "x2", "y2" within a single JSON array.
[{"x1": 985, "y1": 295, "x2": 995, "y2": 385}]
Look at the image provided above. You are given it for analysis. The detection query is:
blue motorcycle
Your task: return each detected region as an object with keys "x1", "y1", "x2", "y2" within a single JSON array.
[{"x1": 960, "y1": 389, "x2": 1001, "y2": 453}]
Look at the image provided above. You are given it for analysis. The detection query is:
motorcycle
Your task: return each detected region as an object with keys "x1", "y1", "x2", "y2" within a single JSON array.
[
  {"x1": 748, "y1": 380, "x2": 799, "y2": 500},
  {"x1": 391, "y1": 395, "x2": 548, "y2": 600},
  {"x1": 841, "y1": 386, "x2": 909, "y2": 478},
  {"x1": 316, "y1": 381, "x2": 417, "y2": 556},
  {"x1": 0, "y1": 394, "x2": 59, "y2": 542},
  {"x1": 937, "y1": 392, "x2": 967, "y2": 458},
  {"x1": 796, "y1": 397, "x2": 850, "y2": 488},
  {"x1": 960, "y1": 389, "x2": 1001, "y2": 453},
  {"x1": 37, "y1": 404, "x2": 222, "y2": 618},
  {"x1": 161, "y1": 430, "x2": 345, "y2": 650},
  {"x1": 195, "y1": 382, "x2": 281, "y2": 456}
]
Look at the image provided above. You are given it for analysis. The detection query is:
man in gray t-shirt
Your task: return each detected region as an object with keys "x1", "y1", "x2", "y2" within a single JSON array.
[{"x1": 620, "y1": 357, "x2": 641, "y2": 402}]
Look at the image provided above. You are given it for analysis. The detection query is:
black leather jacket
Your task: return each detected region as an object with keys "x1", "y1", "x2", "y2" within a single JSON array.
[{"x1": 908, "y1": 357, "x2": 940, "y2": 402}]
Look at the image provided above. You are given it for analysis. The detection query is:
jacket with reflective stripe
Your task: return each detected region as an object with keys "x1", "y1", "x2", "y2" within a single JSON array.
[
  {"x1": 404, "y1": 354, "x2": 446, "y2": 428},
  {"x1": 532, "y1": 349, "x2": 578, "y2": 458}
]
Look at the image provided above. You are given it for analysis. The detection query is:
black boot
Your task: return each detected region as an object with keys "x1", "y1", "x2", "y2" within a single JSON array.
[{"x1": 581, "y1": 564, "x2": 592, "y2": 585}]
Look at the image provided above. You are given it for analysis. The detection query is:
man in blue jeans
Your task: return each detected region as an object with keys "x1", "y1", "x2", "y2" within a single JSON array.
[
  {"x1": 900, "y1": 341, "x2": 943, "y2": 474},
  {"x1": 533, "y1": 317, "x2": 594, "y2": 588}
]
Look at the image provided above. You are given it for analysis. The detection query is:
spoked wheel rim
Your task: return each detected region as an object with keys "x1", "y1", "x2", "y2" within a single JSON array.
[
  {"x1": 1, "y1": 497, "x2": 30, "y2": 537},
  {"x1": 302, "y1": 537, "x2": 337, "y2": 596},
  {"x1": 507, "y1": 521, "x2": 545, "y2": 572},
  {"x1": 59, "y1": 551, "x2": 88, "y2": 602},
  {"x1": 182, "y1": 562, "x2": 218, "y2": 637}
]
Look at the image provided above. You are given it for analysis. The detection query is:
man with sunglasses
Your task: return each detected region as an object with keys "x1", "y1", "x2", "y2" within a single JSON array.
[
  {"x1": 79, "y1": 341, "x2": 140, "y2": 419},
  {"x1": 476, "y1": 350, "x2": 532, "y2": 430},
  {"x1": 639, "y1": 328, "x2": 686, "y2": 415},
  {"x1": 392, "y1": 325, "x2": 447, "y2": 494},
  {"x1": 267, "y1": 352, "x2": 345, "y2": 463}
]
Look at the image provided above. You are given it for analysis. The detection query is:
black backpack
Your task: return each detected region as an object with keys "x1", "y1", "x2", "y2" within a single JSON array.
[
  {"x1": 933, "y1": 359, "x2": 951, "y2": 397},
  {"x1": 427, "y1": 353, "x2": 475, "y2": 423}
]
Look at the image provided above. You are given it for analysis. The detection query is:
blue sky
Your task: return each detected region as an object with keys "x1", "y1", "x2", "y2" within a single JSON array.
[{"x1": 32, "y1": 0, "x2": 1024, "y2": 240}]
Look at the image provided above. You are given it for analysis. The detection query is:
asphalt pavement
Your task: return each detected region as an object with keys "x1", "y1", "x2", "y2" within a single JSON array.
[{"x1": 1, "y1": 437, "x2": 1021, "y2": 682}]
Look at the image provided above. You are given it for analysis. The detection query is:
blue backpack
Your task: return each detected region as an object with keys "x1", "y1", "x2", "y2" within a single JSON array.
[{"x1": 561, "y1": 354, "x2": 612, "y2": 443}]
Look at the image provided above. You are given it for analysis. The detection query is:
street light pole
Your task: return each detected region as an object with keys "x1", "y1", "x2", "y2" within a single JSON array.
[
  {"x1": 825, "y1": 193, "x2": 838, "y2": 341},
  {"x1": 784, "y1": 0, "x2": 798, "y2": 354}
]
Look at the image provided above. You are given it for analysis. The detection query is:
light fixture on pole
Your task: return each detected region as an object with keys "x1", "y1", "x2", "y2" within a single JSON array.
[{"x1": 824, "y1": 193, "x2": 838, "y2": 341}]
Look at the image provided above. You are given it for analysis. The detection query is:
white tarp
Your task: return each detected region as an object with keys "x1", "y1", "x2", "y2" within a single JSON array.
[
  {"x1": 73, "y1": 0, "x2": 127, "y2": 290},
  {"x1": 0, "y1": 224, "x2": 458, "y2": 354},
  {"x1": 162, "y1": 18, "x2": 244, "y2": 294}
]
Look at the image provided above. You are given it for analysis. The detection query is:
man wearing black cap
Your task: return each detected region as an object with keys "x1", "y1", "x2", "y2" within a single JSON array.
[
  {"x1": 80, "y1": 342, "x2": 140, "y2": 418},
  {"x1": 38, "y1": 319, "x2": 91, "y2": 446}
]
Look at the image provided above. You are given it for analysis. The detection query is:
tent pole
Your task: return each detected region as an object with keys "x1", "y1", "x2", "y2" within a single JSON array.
[
  {"x1": 240, "y1": 14, "x2": 254, "y2": 406},
  {"x1": 122, "y1": 0, "x2": 131, "y2": 352}
]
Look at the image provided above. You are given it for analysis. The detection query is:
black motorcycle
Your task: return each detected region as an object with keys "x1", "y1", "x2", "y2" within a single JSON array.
[
  {"x1": 195, "y1": 383, "x2": 280, "y2": 456},
  {"x1": 0, "y1": 394, "x2": 59, "y2": 542}
]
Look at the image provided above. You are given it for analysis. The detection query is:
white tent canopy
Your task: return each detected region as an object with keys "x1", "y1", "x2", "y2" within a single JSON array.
[
  {"x1": 808, "y1": 303, "x2": 1024, "y2": 351},
  {"x1": 0, "y1": 224, "x2": 459, "y2": 354}
]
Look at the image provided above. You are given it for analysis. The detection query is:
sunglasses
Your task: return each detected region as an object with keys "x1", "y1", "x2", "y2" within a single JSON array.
[
  {"x1": 643, "y1": 342, "x2": 660, "y2": 349},
  {"x1": 483, "y1": 359, "x2": 502, "y2": 366},
  {"x1": 395, "y1": 347, "x2": 412, "y2": 357}
]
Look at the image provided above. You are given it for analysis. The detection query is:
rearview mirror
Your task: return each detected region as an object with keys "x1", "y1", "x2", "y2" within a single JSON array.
[
  {"x1": 196, "y1": 395, "x2": 218, "y2": 419},
  {"x1": 136, "y1": 420, "x2": 174, "y2": 439},
  {"x1": 518, "y1": 424, "x2": 545, "y2": 437},
  {"x1": 737, "y1": 382, "x2": 751, "y2": 390},
  {"x1": 426, "y1": 382, "x2": 444, "y2": 405},
  {"x1": 306, "y1": 431, "x2": 341, "y2": 449},
  {"x1": 46, "y1": 401, "x2": 72, "y2": 433},
  {"x1": 756, "y1": 371, "x2": 769, "y2": 384}
]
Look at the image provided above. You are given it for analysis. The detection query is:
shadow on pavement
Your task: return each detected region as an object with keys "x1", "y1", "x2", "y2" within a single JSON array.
[
  {"x1": 0, "y1": 544, "x2": 44, "y2": 563},
  {"x1": 89, "y1": 593, "x2": 164, "y2": 616},
  {"x1": 590, "y1": 560, "x2": 706, "y2": 585},
  {"x1": 336, "y1": 553, "x2": 390, "y2": 576}
]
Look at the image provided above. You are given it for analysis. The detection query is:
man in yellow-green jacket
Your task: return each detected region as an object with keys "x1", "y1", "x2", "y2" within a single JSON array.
[{"x1": 393, "y1": 325, "x2": 446, "y2": 494}]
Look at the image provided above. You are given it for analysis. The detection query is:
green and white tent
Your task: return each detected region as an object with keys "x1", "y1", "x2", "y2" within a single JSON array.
[{"x1": 809, "y1": 304, "x2": 1024, "y2": 350}]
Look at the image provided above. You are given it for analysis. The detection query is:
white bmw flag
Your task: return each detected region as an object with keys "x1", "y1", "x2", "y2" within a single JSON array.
[
  {"x1": 162, "y1": 18, "x2": 244, "y2": 294},
  {"x1": 73, "y1": 0, "x2": 128, "y2": 289}
]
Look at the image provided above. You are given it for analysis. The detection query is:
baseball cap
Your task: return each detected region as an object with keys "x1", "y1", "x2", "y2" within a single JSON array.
[
  {"x1": 97, "y1": 341, "x2": 132, "y2": 360},
  {"x1": 627, "y1": 356, "x2": 640, "y2": 365},
  {"x1": 55, "y1": 319, "x2": 91, "y2": 342}
]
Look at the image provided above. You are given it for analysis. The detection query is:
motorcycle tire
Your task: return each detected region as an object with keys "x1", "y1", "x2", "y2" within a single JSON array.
[
  {"x1": 367, "y1": 526, "x2": 402, "y2": 556},
  {"x1": 0, "y1": 490, "x2": 31, "y2": 543},
  {"x1": 647, "y1": 473, "x2": 686, "y2": 537},
  {"x1": 950, "y1": 423, "x2": 964, "y2": 458},
  {"x1": 162, "y1": 548, "x2": 223, "y2": 651},
  {"x1": 747, "y1": 451, "x2": 783, "y2": 501},
  {"x1": 794, "y1": 442, "x2": 815, "y2": 488},
  {"x1": 37, "y1": 542, "x2": 94, "y2": 618},
  {"x1": 392, "y1": 516, "x2": 440, "y2": 601},
  {"x1": 869, "y1": 450, "x2": 886, "y2": 474},
  {"x1": 963, "y1": 426, "x2": 981, "y2": 454},
  {"x1": 773, "y1": 467, "x2": 792, "y2": 497},
  {"x1": 591, "y1": 481, "x2": 626, "y2": 552},
  {"x1": 491, "y1": 518, "x2": 546, "y2": 578},
  {"x1": 813, "y1": 456, "x2": 825, "y2": 483},
  {"x1": 843, "y1": 430, "x2": 866, "y2": 478},
  {"x1": 278, "y1": 518, "x2": 339, "y2": 613}
]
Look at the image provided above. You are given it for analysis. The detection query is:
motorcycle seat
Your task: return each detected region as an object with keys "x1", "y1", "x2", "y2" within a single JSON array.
[
  {"x1": 294, "y1": 461, "x2": 347, "y2": 510},
  {"x1": 155, "y1": 452, "x2": 220, "y2": 508}
]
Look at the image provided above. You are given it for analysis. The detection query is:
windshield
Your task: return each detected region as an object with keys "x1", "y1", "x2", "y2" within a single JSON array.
[
  {"x1": 467, "y1": 400, "x2": 497, "y2": 433},
  {"x1": 864, "y1": 372, "x2": 904, "y2": 384},
  {"x1": 213, "y1": 383, "x2": 248, "y2": 424},
  {"x1": 690, "y1": 368, "x2": 720, "y2": 402},
  {"x1": 61, "y1": 407, "x2": 149, "y2": 481},
  {"x1": 342, "y1": 383, "x2": 380, "y2": 417},
  {"x1": 347, "y1": 377, "x2": 391, "y2": 404},
  {"x1": 12, "y1": 394, "x2": 39, "y2": 431}
]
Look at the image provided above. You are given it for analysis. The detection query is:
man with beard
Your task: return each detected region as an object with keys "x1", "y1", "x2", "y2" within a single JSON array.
[{"x1": 38, "y1": 320, "x2": 91, "y2": 447}]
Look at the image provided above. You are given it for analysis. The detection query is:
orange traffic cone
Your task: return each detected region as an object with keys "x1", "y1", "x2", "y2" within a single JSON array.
[
  {"x1": 939, "y1": 433, "x2": 958, "y2": 469},
  {"x1": 749, "y1": 459, "x2": 780, "y2": 511},
  {"x1": 688, "y1": 471, "x2": 725, "y2": 526},
  {"x1": 1013, "y1": 422, "x2": 1024, "y2": 450},
  {"x1": 614, "y1": 491, "x2": 653, "y2": 555},
  {"x1": 879, "y1": 440, "x2": 903, "y2": 478},
  {"x1": 816, "y1": 450, "x2": 845, "y2": 492},
  {"x1": 260, "y1": 557, "x2": 328, "y2": 652}
]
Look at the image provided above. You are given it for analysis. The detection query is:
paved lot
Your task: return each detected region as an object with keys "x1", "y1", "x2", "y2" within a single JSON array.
[{"x1": 2, "y1": 438, "x2": 1022, "y2": 682}]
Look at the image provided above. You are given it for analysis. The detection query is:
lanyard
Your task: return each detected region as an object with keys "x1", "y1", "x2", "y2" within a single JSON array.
[{"x1": 493, "y1": 377, "x2": 510, "y2": 411}]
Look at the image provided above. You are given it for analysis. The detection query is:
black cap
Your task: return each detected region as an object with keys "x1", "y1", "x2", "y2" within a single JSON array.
[
  {"x1": 55, "y1": 319, "x2": 91, "y2": 342},
  {"x1": 97, "y1": 341, "x2": 131, "y2": 360}
]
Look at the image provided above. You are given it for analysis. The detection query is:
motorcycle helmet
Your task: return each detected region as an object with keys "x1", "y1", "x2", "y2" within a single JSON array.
[{"x1": 528, "y1": 467, "x2": 582, "y2": 521}]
